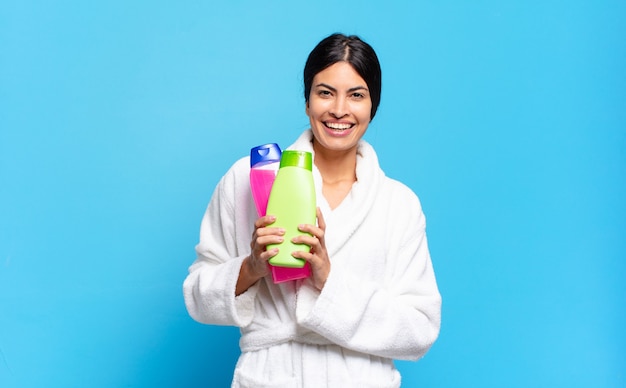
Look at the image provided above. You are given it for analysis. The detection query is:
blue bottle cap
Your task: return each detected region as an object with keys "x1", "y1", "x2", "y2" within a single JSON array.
[{"x1": 250, "y1": 143, "x2": 282, "y2": 168}]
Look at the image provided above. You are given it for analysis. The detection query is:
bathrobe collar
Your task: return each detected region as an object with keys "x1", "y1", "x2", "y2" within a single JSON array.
[{"x1": 287, "y1": 130, "x2": 385, "y2": 258}]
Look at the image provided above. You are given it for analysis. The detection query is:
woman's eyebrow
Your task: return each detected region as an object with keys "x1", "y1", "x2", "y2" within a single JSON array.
[{"x1": 315, "y1": 83, "x2": 369, "y2": 93}]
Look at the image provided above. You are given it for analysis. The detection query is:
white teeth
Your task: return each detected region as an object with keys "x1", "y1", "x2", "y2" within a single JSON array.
[{"x1": 325, "y1": 122, "x2": 352, "y2": 130}]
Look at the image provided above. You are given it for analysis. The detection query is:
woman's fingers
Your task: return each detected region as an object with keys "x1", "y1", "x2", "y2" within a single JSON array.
[
  {"x1": 293, "y1": 207, "x2": 327, "y2": 253},
  {"x1": 248, "y1": 214, "x2": 286, "y2": 278},
  {"x1": 254, "y1": 214, "x2": 275, "y2": 229},
  {"x1": 316, "y1": 207, "x2": 326, "y2": 235},
  {"x1": 291, "y1": 208, "x2": 330, "y2": 290},
  {"x1": 249, "y1": 208, "x2": 329, "y2": 287},
  {"x1": 251, "y1": 215, "x2": 285, "y2": 246}
]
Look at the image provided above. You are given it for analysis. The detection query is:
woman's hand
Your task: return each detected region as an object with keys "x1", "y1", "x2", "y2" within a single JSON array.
[
  {"x1": 292, "y1": 207, "x2": 330, "y2": 291},
  {"x1": 236, "y1": 215, "x2": 284, "y2": 296}
]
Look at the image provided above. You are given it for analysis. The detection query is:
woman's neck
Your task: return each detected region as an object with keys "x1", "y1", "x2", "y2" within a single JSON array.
[
  {"x1": 313, "y1": 141, "x2": 357, "y2": 181},
  {"x1": 313, "y1": 140, "x2": 358, "y2": 209}
]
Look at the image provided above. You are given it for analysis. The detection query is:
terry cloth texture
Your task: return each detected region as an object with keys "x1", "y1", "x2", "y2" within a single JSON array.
[{"x1": 183, "y1": 130, "x2": 441, "y2": 388}]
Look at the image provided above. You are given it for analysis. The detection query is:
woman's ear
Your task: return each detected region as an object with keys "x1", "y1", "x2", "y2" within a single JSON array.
[{"x1": 305, "y1": 101, "x2": 310, "y2": 116}]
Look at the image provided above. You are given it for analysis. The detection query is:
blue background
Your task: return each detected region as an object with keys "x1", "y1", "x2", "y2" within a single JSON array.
[{"x1": 1, "y1": 1, "x2": 624, "y2": 387}]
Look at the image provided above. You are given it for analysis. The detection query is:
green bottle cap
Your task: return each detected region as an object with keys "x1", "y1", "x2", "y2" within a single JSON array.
[{"x1": 280, "y1": 150, "x2": 312, "y2": 171}]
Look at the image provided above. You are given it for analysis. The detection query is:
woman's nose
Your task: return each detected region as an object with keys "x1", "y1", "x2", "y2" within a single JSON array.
[{"x1": 329, "y1": 98, "x2": 348, "y2": 118}]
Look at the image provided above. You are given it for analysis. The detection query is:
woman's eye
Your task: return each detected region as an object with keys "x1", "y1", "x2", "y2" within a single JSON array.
[
  {"x1": 318, "y1": 90, "x2": 332, "y2": 97},
  {"x1": 352, "y1": 92, "x2": 365, "y2": 99}
]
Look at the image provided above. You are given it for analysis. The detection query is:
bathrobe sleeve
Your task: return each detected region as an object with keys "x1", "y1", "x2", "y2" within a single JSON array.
[
  {"x1": 296, "y1": 181, "x2": 441, "y2": 361},
  {"x1": 183, "y1": 158, "x2": 259, "y2": 327}
]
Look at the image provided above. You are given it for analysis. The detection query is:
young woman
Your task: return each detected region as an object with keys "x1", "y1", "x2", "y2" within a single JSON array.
[{"x1": 184, "y1": 33, "x2": 441, "y2": 388}]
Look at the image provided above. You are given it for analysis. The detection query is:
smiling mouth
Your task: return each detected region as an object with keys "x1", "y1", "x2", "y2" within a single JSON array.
[{"x1": 324, "y1": 122, "x2": 354, "y2": 131}]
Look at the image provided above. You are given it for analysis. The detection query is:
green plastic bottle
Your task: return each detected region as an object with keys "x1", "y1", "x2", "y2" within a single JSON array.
[{"x1": 266, "y1": 150, "x2": 316, "y2": 268}]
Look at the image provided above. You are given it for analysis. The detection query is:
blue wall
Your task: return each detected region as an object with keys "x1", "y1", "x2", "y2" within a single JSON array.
[{"x1": 1, "y1": 1, "x2": 624, "y2": 387}]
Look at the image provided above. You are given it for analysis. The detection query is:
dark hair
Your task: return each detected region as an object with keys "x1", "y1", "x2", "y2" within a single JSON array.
[{"x1": 304, "y1": 33, "x2": 382, "y2": 120}]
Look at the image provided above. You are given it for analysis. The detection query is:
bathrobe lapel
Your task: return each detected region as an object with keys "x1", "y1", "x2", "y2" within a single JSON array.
[{"x1": 287, "y1": 130, "x2": 385, "y2": 258}]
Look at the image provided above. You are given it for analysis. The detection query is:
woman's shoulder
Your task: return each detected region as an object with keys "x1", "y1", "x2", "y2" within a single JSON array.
[
  {"x1": 212, "y1": 156, "x2": 251, "y2": 199},
  {"x1": 220, "y1": 156, "x2": 251, "y2": 182},
  {"x1": 379, "y1": 176, "x2": 424, "y2": 211},
  {"x1": 228, "y1": 156, "x2": 251, "y2": 174},
  {"x1": 374, "y1": 176, "x2": 428, "y2": 234}
]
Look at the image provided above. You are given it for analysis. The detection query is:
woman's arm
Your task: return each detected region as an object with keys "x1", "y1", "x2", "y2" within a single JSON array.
[
  {"x1": 183, "y1": 159, "x2": 261, "y2": 326},
  {"x1": 296, "y1": 188, "x2": 442, "y2": 361},
  {"x1": 235, "y1": 215, "x2": 285, "y2": 296}
]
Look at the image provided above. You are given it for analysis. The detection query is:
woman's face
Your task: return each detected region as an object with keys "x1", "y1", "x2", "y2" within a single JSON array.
[{"x1": 306, "y1": 61, "x2": 372, "y2": 155}]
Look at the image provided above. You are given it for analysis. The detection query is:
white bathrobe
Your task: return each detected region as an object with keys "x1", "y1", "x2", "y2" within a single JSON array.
[{"x1": 183, "y1": 130, "x2": 441, "y2": 388}]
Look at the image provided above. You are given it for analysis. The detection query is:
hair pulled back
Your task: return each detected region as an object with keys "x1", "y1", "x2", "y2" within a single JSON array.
[{"x1": 304, "y1": 33, "x2": 382, "y2": 120}]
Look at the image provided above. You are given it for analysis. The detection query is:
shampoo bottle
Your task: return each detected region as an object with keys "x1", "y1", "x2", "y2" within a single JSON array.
[
  {"x1": 250, "y1": 145, "x2": 311, "y2": 283},
  {"x1": 266, "y1": 150, "x2": 316, "y2": 269},
  {"x1": 250, "y1": 143, "x2": 282, "y2": 217}
]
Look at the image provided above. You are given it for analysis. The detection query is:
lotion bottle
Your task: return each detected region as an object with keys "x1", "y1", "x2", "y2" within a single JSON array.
[
  {"x1": 250, "y1": 145, "x2": 311, "y2": 283},
  {"x1": 250, "y1": 143, "x2": 282, "y2": 217},
  {"x1": 266, "y1": 150, "x2": 316, "y2": 269}
]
